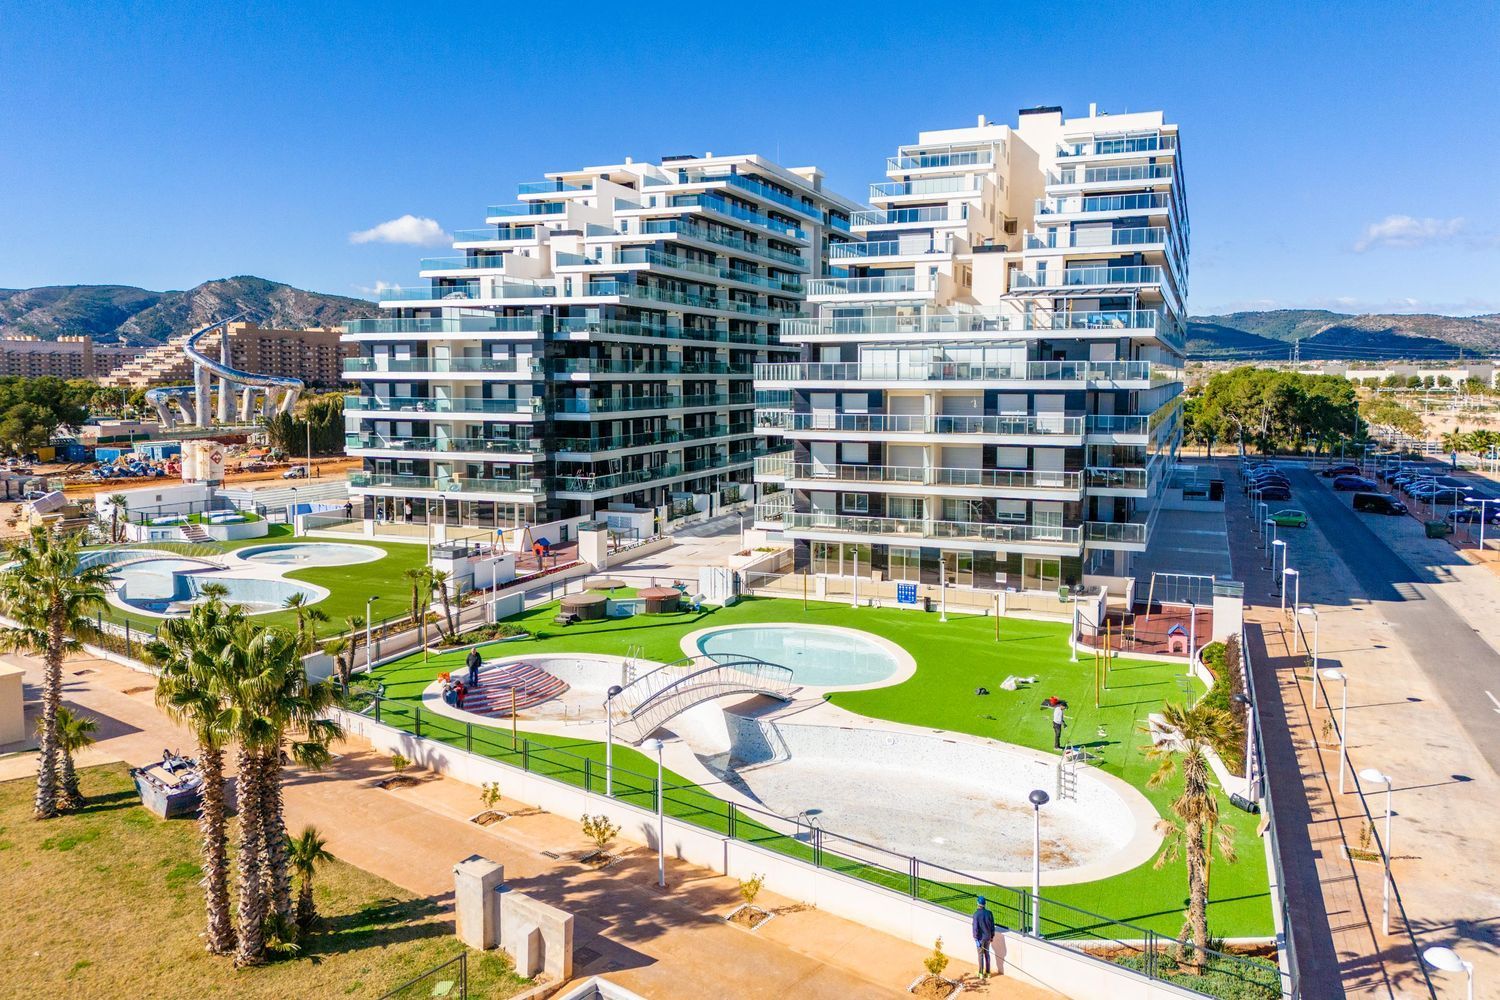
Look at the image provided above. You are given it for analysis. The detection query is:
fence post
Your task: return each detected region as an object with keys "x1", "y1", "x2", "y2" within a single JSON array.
[
  {"x1": 812, "y1": 827, "x2": 823, "y2": 868},
  {"x1": 908, "y1": 856, "x2": 918, "y2": 898},
  {"x1": 465, "y1": 721, "x2": 472, "y2": 754},
  {"x1": 1145, "y1": 929, "x2": 1157, "y2": 980},
  {"x1": 584, "y1": 757, "x2": 591, "y2": 793},
  {"x1": 374, "y1": 696, "x2": 381, "y2": 724},
  {"x1": 728, "y1": 803, "x2": 738, "y2": 840},
  {"x1": 414, "y1": 703, "x2": 422, "y2": 738},
  {"x1": 522, "y1": 739, "x2": 530, "y2": 771}
]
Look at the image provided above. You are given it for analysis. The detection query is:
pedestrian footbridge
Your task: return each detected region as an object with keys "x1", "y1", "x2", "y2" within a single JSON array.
[{"x1": 609, "y1": 654, "x2": 796, "y2": 745}]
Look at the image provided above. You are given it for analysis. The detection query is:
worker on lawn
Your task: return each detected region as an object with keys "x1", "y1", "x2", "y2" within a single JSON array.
[{"x1": 972, "y1": 894, "x2": 996, "y2": 978}]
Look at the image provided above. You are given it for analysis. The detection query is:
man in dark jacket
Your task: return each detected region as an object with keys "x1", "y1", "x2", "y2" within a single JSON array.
[
  {"x1": 466, "y1": 647, "x2": 482, "y2": 687},
  {"x1": 972, "y1": 895, "x2": 996, "y2": 977}
]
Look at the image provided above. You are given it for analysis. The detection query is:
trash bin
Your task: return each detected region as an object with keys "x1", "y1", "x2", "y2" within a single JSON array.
[
  {"x1": 1425, "y1": 520, "x2": 1451, "y2": 538},
  {"x1": 1057, "y1": 585, "x2": 1071, "y2": 603},
  {"x1": 923, "y1": 595, "x2": 933, "y2": 612}
]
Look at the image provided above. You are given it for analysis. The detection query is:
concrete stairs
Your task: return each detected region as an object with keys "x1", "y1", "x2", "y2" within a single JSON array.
[{"x1": 461, "y1": 662, "x2": 569, "y2": 717}]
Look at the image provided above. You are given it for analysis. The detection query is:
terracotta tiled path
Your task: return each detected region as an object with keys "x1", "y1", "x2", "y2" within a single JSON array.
[{"x1": 0, "y1": 651, "x2": 1059, "y2": 1000}]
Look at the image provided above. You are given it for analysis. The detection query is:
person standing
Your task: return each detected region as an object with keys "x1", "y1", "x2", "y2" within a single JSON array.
[
  {"x1": 466, "y1": 647, "x2": 482, "y2": 687},
  {"x1": 971, "y1": 895, "x2": 996, "y2": 978},
  {"x1": 1051, "y1": 701, "x2": 1066, "y2": 749}
]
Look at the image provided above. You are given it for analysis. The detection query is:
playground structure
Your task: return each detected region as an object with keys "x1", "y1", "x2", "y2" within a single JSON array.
[{"x1": 146, "y1": 314, "x2": 304, "y2": 430}]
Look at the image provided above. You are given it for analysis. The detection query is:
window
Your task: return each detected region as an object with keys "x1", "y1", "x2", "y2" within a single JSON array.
[
  {"x1": 942, "y1": 498, "x2": 984, "y2": 522},
  {"x1": 888, "y1": 496, "x2": 925, "y2": 520},
  {"x1": 889, "y1": 546, "x2": 920, "y2": 581},
  {"x1": 841, "y1": 492, "x2": 869, "y2": 513}
]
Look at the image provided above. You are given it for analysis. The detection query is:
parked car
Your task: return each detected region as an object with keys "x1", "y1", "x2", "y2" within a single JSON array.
[
  {"x1": 282, "y1": 465, "x2": 309, "y2": 479},
  {"x1": 1258, "y1": 485, "x2": 1292, "y2": 501},
  {"x1": 1411, "y1": 487, "x2": 1473, "y2": 505},
  {"x1": 1320, "y1": 464, "x2": 1361, "y2": 477},
  {"x1": 1332, "y1": 475, "x2": 1379, "y2": 492},
  {"x1": 1270, "y1": 508, "x2": 1309, "y2": 528},
  {"x1": 1354, "y1": 492, "x2": 1407, "y2": 515},
  {"x1": 1447, "y1": 506, "x2": 1500, "y2": 525},
  {"x1": 1249, "y1": 477, "x2": 1290, "y2": 491}
]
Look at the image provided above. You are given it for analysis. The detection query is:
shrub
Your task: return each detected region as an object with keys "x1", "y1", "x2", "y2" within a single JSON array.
[
  {"x1": 390, "y1": 753, "x2": 410, "y2": 776},
  {"x1": 581, "y1": 814, "x2": 620, "y2": 853},
  {"x1": 922, "y1": 938, "x2": 949, "y2": 978},
  {"x1": 738, "y1": 872, "x2": 765, "y2": 908},
  {"x1": 480, "y1": 782, "x2": 502, "y2": 810},
  {"x1": 437, "y1": 622, "x2": 528, "y2": 648}
]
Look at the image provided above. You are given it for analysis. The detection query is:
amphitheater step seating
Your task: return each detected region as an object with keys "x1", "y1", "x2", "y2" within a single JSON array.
[
  {"x1": 461, "y1": 662, "x2": 569, "y2": 717},
  {"x1": 180, "y1": 523, "x2": 211, "y2": 543}
]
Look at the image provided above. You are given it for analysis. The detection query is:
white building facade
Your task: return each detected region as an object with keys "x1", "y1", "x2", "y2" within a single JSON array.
[
  {"x1": 753, "y1": 106, "x2": 1187, "y2": 591},
  {"x1": 344, "y1": 154, "x2": 861, "y2": 536}
]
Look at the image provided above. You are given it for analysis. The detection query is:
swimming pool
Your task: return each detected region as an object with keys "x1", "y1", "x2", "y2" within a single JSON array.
[
  {"x1": 692, "y1": 624, "x2": 904, "y2": 687},
  {"x1": 112, "y1": 558, "x2": 322, "y2": 615},
  {"x1": 236, "y1": 542, "x2": 383, "y2": 567}
]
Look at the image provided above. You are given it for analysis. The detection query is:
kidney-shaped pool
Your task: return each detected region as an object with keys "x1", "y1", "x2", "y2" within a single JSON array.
[{"x1": 688, "y1": 624, "x2": 910, "y2": 689}]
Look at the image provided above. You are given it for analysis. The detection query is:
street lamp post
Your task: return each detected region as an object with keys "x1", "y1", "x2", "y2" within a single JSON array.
[
  {"x1": 1271, "y1": 538, "x2": 1286, "y2": 591},
  {"x1": 604, "y1": 684, "x2": 623, "y2": 796},
  {"x1": 1028, "y1": 789, "x2": 1049, "y2": 937},
  {"x1": 1422, "y1": 947, "x2": 1473, "y2": 1000},
  {"x1": 939, "y1": 559, "x2": 948, "y2": 623},
  {"x1": 289, "y1": 486, "x2": 298, "y2": 537},
  {"x1": 1282, "y1": 567, "x2": 1299, "y2": 618},
  {"x1": 365, "y1": 596, "x2": 379, "y2": 670},
  {"x1": 1361, "y1": 768, "x2": 1395, "y2": 936},
  {"x1": 1070, "y1": 600, "x2": 1079, "y2": 664},
  {"x1": 1323, "y1": 668, "x2": 1349, "y2": 793},
  {"x1": 645, "y1": 737, "x2": 666, "y2": 888},
  {"x1": 1232, "y1": 692, "x2": 1257, "y2": 795},
  {"x1": 1186, "y1": 599, "x2": 1197, "y2": 676},
  {"x1": 1264, "y1": 521, "x2": 1277, "y2": 567},
  {"x1": 1298, "y1": 606, "x2": 1321, "y2": 707}
]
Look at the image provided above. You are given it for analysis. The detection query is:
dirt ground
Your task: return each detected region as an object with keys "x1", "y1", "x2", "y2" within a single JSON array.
[{"x1": 52, "y1": 456, "x2": 359, "y2": 499}]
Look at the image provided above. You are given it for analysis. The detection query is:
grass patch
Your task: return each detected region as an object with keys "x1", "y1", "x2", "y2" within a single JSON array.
[
  {"x1": 0, "y1": 764, "x2": 530, "y2": 999},
  {"x1": 366, "y1": 596, "x2": 1274, "y2": 939}
]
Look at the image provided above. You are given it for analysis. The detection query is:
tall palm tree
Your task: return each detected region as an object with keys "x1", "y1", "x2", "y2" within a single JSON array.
[
  {"x1": 107, "y1": 494, "x2": 129, "y2": 543},
  {"x1": 343, "y1": 614, "x2": 364, "y2": 673},
  {"x1": 323, "y1": 636, "x2": 351, "y2": 695},
  {"x1": 54, "y1": 706, "x2": 99, "y2": 810},
  {"x1": 288, "y1": 825, "x2": 333, "y2": 932},
  {"x1": 430, "y1": 568, "x2": 456, "y2": 639},
  {"x1": 1144, "y1": 700, "x2": 1242, "y2": 973},
  {"x1": 151, "y1": 598, "x2": 246, "y2": 956},
  {"x1": 282, "y1": 592, "x2": 310, "y2": 644},
  {"x1": 403, "y1": 567, "x2": 427, "y2": 636},
  {"x1": 0, "y1": 526, "x2": 111, "y2": 819}
]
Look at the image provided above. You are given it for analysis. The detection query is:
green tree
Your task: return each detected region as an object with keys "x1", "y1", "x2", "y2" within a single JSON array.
[
  {"x1": 54, "y1": 706, "x2": 99, "y2": 810},
  {"x1": 0, "y1": 527, "x2": 110, "y2": 819},
  {"x1": 288, "y1": 825, "x2": 333, "y2": 932}
]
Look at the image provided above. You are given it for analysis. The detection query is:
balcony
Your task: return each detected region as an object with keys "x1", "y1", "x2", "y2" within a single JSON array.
[
  {"x1": 850, "y1": 206, "x2": 951, "y2": 227},
  {"x1": 377, "y1": 281, "x2": 555, "y2": 303},
  {"x1": 1084, "y1": 467, "x2": 1149, "y2": 491},
  {"x1": 555, "y1": 317, "x2": 773, "y2": 346},
  {"x1": 784, "y1": 511, "x2": 1081, "y2": 551},
  {"x1": 552, "y1": 464, "x2": 685, "y2": 495},
  {"x1": 885, "y1": 150, "x2": 995, "y2": 171},
  {"x1": 347, "y1": 472, "x2": 544, "y2": 497},
  {"x1": 418, "y1": 255, "x2": 508, "y2": 271},
  {"x1": 1056, "y1": 133, "x2": 1177, "y2": 158},
  {"x1": 486, "y1": 202, "x2": 566, "y2": 218},
  {"x1": 452, "y1": 225, "x2": 537, "y2": 242},
  {"x1": 755, "y1": 410, "x2": 1084, "y2": 438},
  {"x1": 807, "y1": 276, "x2": 918, "y2": 297},
  {"x1": 344, "y1": 357, "x2": 530, "y2": 375},
  {"x1": 345, "y1": 434, "x2": 544, "y2": 456},
  {"x1": 552, "y1": 425, "x2": 732, "y2": 453},
  {"x1": 829, "y1": 239, "x2": 947, "y2": 261},
  {"x1": 1036, "y1": 192, "x2": 1172, "y2": 216},
  {"x1": 517, "y1": 180, "x2": 591, "y2": 194},
  {"x1": 549, "y1": 358, "x2": 683, "y2": 376},
  {"x1": 755, "y1": 359, "x2": 1159, "y2": 385},
  {"x1": 1048, "y1": 164, "x2": 1175, "y2": 186},
  {"x1": 344, "y1": 316, "x2": 542, "y2": 336},
  {"x1": 344, "y1": 395, "x2": 542, "y2": 416},
  {"x1": 1010, "y1": 266, "x2": 1165, "y2": 290},
  {"x1": 1085, "y1": 415, "x2": 1150, "y2": 436},
  {"x1": 1082, "y1": 520, "x2": 1149, "y2": 549},
  {"x1": 695, "y1": 173, "x2": 822, "y2": 221},
  {"x1": 671, "y1": 194, "x2": 806, "y2": 240},
  {"x1": 781, "y1": 463, "x2": 1081, "y2": 494},
  {"x1": 754, "y1": 493, "x2": 793, "y2": 524},
  {"x1": 643, "y1": 219, "x2": 807, "y2": 269},
  {"x1": 870, "y1": 177, "x2": 980, "y2": 199},
  {"x1": 1023, "y1": 227, "x2": 1168, "y2": 251}
]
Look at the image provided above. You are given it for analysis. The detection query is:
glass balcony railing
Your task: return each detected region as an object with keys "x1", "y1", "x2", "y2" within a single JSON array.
[
  {"x1": 377, "y1": 284, "x2": 483, "y2": 302},
  {"x1": 552, "y1": 464, "x2": 684, "y2": 494},
  {"x1": 1023, "y1": 227, "x2": 1168, "y2": 251},
  {"x1": 453, "y1": 226, "x2": 536, "y2": 242},
  {"x1": 347, "y1": 472, "x2": 544, "y2": 496},
  {"x1": 1057, "y1": 134, "x2": 1177, "y2": 158},
  {"x1": 1085, "y1": 415, "x2": 1151, "y2": 435},
  {"x1": 345, "y1": 434, "x2": 543, "y2": 455},
  {"x1": 829, "y1": 239, "x2": 946, "y2": 260},
  {"x1": 344, "y1": 316, "x2": 542, "y2": 335},
  {"x1": 784, "y1": 512, "x2": 1080, "y2": 547},
  {"x1": 696, "y1": 173, "x2": 821, "y2": 220},
  {"x1": 551, "y1": 424, "x2": 733, "y2": 453},
  {"x1": 516, "y1": 179, "x2": 591, "y2": 194},
  {"x1": 642, "y1": 219, "x2": 807, "y2": 268},
  {"x1": 1048, "y1": 164, "x2": 1175, "y2": 186},
  {"x1": 1036, "y1": 192, "x2": 1172, "y2": 215},
  {"x1": 1084, "y1": 467, "x2": 1149, "y2": 490},
  {"x1": 850, "y1": 206, "x2": 951, "y2": 226},
  {"x1": 869, "y1": 176, "x2": 981, "y2": 198},
  {"x1": 807, "y1": 276, "x2": 918, "y2": 296},
  {"x1": 782, "y1": 463, "x2": 1081, "y2": 491},
  {"x1": 755, "y1": 410, "x2": 1085, "y2": 437},
  {"x1": 755, "y1": 360, "x2": 1159, "y2": 383},
  {"x1": 486, "y1": 202, "x2": 566, "y2": 217},
  {"x1": 1082, "y1": 521, "x2": 1149, "y2": 544},
  {"x1": 554, "y1": 316, "x2": 774, "y2": 346},
  {"x1": 1011, "y1": 266, "x2": 1165, "y2": 289},
  {"x1": 418, "y1": 255, "x2": 508, "y2": 271},
  {"x1": 885, "y1": 149, "x2": 995, "y2": 171},
  {"x1": 344, "y1": 395, "x2": 542, "y2": 415},
  {"x1": 671, "y1": 194, "x2": 805, "y2": 240},
  {"x1": 344, "y1": 356, "x2": 529, "y2": 375}
]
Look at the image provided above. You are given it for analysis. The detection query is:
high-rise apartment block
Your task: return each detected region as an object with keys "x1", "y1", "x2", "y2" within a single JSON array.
[
  {"x1": 753, "y1": 106, "x2": 1186, "y2": 591},
  {"x1": 344, "y1": 155, "x2": 860, "y2": 530}
]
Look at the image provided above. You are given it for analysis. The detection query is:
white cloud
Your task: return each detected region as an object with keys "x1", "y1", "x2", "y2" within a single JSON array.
[
  {"x1": 1353, "y1": 215, "x2": 1466, "y2": 252},
  {"x1": 349, "y1": 215, "x2": 450, "y2": 247},
  {"x1": 352, "y1": 280, "x2": 400, "y2": 297}
]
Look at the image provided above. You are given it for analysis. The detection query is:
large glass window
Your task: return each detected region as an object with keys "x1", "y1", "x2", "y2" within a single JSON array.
[
  {"x1": 888, "y1": 496, "x2": 925, "y2": 520},
  {"x1": 889, "y1": 546, "x2": 920, "y2": 581},
  {"x1": 943, "y1": 551, "x2": 974, "y2": 586},
  {"x1": 942, "y1": 498, "x2": 984, "y2": 522}
]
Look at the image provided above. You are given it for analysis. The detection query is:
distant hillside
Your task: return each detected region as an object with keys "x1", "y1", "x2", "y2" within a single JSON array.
[
  {"x1": 0, "y1": 276, "x2": 377, "y2": 345},
  {"x1": 1189, "y1": 310, "x2": 1500, "y2": 360}
]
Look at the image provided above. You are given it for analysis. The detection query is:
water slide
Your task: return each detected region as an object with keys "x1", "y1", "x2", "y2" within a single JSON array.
[{"x1": 146, "y1": 314, "x2": 305, "y2": 428}]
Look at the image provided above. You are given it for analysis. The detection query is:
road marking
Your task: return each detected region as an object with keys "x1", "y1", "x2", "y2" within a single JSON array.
[{"x1": 1487, "y1": 691, "x2": 1500, "y2": 714}]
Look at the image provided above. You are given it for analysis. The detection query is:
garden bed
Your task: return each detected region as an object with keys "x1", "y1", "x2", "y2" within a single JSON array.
[{"x1": 724, "y1": 904, "x2": 773, "y2": 932}]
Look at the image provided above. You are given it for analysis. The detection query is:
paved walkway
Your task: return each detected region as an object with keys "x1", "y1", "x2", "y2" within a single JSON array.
[{"x1": 0, "y1": 650, "x2": 1056, "y2": 1000}]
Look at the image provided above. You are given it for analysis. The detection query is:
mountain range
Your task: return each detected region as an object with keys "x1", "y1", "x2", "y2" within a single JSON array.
[
  {"x1": 1187, "y1": 310, "x2": 1500, "y2": 361},
  {"x1": 0, "y1": 276, "x2": 378, "y2": 345},
  {"x1": 2, "y1": 277, "x2": 1498, "y2": 362}
]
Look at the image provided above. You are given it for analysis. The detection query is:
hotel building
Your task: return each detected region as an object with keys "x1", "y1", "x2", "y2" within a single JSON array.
[
  {"x1": 753, "y1": 106, "x2": 1186, "y2": 592},
  {"x1": 343, "y1": 154, "x2": 861, "y2": 532}
]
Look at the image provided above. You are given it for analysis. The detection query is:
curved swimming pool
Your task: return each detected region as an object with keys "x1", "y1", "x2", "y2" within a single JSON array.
[
  {"x1": 112, "y1": 558, "x2": 322, "y2": 615},
  {"x1": 694, "y1": 625, "x2": 902, "y2": 687},
  {"x1": 236, "y1": 542, "x2": 383, "y2": 567}
]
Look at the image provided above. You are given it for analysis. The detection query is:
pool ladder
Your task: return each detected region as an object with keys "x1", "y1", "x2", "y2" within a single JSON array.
[{"x1": 1056, "y1": 757, "x2": 1080, "y2": 802}]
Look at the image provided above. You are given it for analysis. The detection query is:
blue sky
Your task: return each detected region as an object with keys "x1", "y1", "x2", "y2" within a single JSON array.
[{"x1": 2, "y1": 1, "x2": 1497, "y2": 316}]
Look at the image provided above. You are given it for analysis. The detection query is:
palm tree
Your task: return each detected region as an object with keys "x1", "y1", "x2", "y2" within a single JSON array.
[
  {"x1": 288, "y1": 825, "x2": 333, "y2": 932},
  {"x1": 151, "y1": 598, "x2": 246, "y2": 956},
  {"x1": 0, "y1": 526, "x2": 111, "y2": 819},
  {"x1": 430, "y1": 568, "x2": 456, "y2": 638},
  {"x1": 1144, "y1": 700, "x2": 1242, "y2": 973},
  {"x1": 199, "y1": 581, "x2": 231, "y2": 601},
  {"x1": 323, "y1": 636, "x2": 351, "y2": 695},
  {"x1": 403, "y1": 566, "x2": 426, "y2": 635},
  {"x1": 54, "y1": 706, "x2": 99, "y2": 810},
  {"x1": 107, "y1": 494, "x2": 129, "y2": 543},
  {"x1": 282, "y1": 592, "x2": 310, "y2": 644},
  {"x1": 343, "y1": 614, "x2": 364, "y2": 673}
]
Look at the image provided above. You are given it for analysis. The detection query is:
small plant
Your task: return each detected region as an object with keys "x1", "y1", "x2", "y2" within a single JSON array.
[
  {"x1": 480, "y1": 782, "x2": 502, "y2": 810},
  {"x1": 738, "y1": 872, "x2": 765, "y2": 908},
  {"x1": 1359, "y1": 821, "x2": 1373, "y2": 853},
  {"x1": 390, "y1": 753, "x2": 410, "y2": 776},
  {"x1": 922, "y1": 938, "x2": 949, "y2": 978},
  {"x1": 1320, "y1": 718, "x2": 1334, "y2": 745},
  {"x1": 581, "y1": 813, "x2": 620, "y2": 854}
]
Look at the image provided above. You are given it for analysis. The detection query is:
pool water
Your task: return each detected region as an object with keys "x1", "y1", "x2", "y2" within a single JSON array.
[
  {"x1": 236, "y1": 543, "x2": 382, "y2": 567},
  {"x1": 112, "y1": 558, "x2": 321, "y2": 615},
  {"x1": 696, "y1": 625, "x2": 899, "y2": 687}
]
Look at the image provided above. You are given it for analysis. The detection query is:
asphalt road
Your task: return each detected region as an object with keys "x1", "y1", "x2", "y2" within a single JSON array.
[{"x1": 1289, "y1": 466, "x2": 1500, "y2": 777}]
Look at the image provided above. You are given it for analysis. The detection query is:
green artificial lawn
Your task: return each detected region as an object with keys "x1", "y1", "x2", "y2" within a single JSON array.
[
  {"x1": 365, "y1": 596, "x2": 1274, "y2": 942},
  {"x1": 96, "y1": 524, "x2": 431, "y2": 639}
]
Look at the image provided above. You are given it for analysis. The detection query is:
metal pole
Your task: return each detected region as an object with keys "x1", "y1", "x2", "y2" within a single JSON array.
[
  {"x1": 851, "y1": 548, "x2": 858, "y2": 609},
  {"x1": 1070, "y1": 601, "x2": 1078, "y2": 663},
  {"x1": 939, "y1": 560, "x2": 947, "y2": 622},
  {"x1": 1031, "y1": 802, "x2": 1043, "y2": 936},
  {"x1": 1338, "y1": 677, "x2": 1349, "y2": 794},
  {"x1": 1382, "y1": 783, "x2": 1392, "y2": 935},
  {"x1": 655, "y1": 745, "x2": 666, "y2": 888},
  {"x1": 364, "y1": 597, "x2": 376, "y2": 670},
  {"x1": 1187, "y1": 601, "x2": 1196, "y2": 675}
]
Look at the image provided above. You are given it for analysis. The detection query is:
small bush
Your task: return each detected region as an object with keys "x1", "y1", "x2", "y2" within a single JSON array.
[
  {"x1": 480, "y1": 782, "x2": 502, "y2": 810},
  {"x1": 390, "y1": 753, "x2": 410, "y2": 775},
  {"x1": 581, "y1": 814, "x2": 620, "y2": 853},
  {"x1": 437, "y1": 622, "x2": 528, "y2": 648},
  {"x1": 923, "y1": 937, "x2": 949, "y2": 978},
  {"x1": 738, "y1": 872, "x2": 765, "y2": 907}
]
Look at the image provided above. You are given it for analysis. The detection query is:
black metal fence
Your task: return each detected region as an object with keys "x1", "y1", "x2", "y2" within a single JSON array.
[{"x1": 376, "y1": 952, "x2": 466, "y2": 999}]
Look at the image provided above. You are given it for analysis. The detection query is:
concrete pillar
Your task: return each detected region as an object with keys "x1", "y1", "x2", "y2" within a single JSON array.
[
  {"x1": 452, "y1": 855, "x2": 505, "y2": 950},
  {"x1": 261, "y1": 388, "x2": 276, "y2": 418},
  {"x1": 239, "y1": 387, "x2": 256, "y2": 422},
  {"x1": 216, "y1": 332, "x2": 232, "y2": 423},
  {"x1": 194, "y1": 362, "x2": 211, "y2": 428}
]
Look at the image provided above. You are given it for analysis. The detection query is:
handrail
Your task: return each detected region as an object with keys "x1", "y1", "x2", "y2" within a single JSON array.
[{"x1": 610, "y1": 653, "x2": 796, "y2": 744}]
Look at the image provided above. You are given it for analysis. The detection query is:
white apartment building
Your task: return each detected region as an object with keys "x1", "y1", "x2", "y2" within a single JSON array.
[
  {"x1": 343, "y1": 154, "x2": 861, "y2": 535},
  {"x1": 753, "y1": 106, "x2": 1187, "y2": 592}
]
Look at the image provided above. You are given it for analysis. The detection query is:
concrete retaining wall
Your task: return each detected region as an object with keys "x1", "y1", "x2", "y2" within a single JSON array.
[{"x1": 334, "y1": 707, "x2": 1206, "y2": 1000}]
